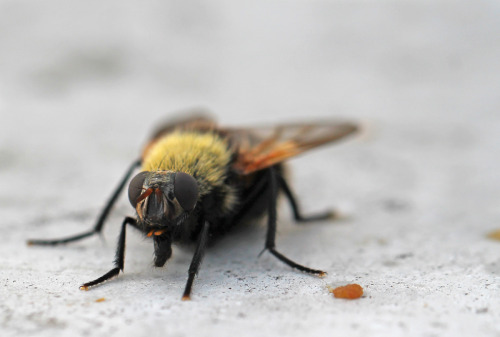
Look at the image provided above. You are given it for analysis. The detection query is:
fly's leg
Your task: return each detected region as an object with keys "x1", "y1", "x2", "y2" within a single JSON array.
[
  {"x1": 182, "y1": 221, "x2": 210, "y2": 301},
  {"x1": 80, "y1": 216, "x2": 137, "y2": 290},
  {"x1": 27, "y1": 159, "x2": 141, "y2": 246},
  {"x1": 263, "y1": 167, "x2": 326, "y2": 276},
  {"x1": 277, "y1": 174, "x2": 337, "y2": 223}
]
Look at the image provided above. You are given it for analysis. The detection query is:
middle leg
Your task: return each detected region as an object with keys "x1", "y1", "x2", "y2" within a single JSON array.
[{"x1": 265, "y1": 167, "x2": 326, "y2": 276}]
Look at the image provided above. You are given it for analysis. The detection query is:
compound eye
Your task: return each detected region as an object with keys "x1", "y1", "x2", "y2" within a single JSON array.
[
  {"x1": 174, "y1": 172, "x2": 198, "y2": 211},
  {"x1": 128, "y1": 172, "x2": 148, "y2": 207}
]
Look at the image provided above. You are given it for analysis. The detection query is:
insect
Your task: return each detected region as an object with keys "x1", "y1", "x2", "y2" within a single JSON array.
[{"x1": 28, "y1": 114, "x2": 357, "y2": 300}]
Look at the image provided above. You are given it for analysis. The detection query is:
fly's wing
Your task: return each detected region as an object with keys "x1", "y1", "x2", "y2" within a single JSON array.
[
  {"x1": 142, "y1": 111, "x2": 217, "y2": 159},
  {"x1": 148, "y1": 111, "x2": 216, "y2": 141},
  {"x1": 229, "y1": 121, "x2": 358, "y2": 175}
]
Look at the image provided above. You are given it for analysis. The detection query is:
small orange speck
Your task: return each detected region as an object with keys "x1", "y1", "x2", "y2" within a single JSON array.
[
  {"x1": 95, "y1": 298, "x2": 106, "y2": 303},
  {"x1": 329, "y1": 284, "x2": 363, "y2": 299},
  {"x1": 487, "y1": 229, "x2": 500, "y2": 241},
  {"x1": 79, "y1": 285, "x2": 89, "y2": 291},
  {"x1": 154, "y1": 230, "x2": 165, "y2": 236},
  {"x1": 147, "y1": 231, "x2": 154, "y2": 237}
]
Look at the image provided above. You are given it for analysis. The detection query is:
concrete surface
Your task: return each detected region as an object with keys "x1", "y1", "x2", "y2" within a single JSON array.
[{"x1": 1, "y1": 1, "x2": 500, "y2": 336}]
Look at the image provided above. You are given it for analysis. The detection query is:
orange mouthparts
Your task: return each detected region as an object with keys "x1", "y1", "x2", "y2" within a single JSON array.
[{"x1": 147, "y1": 229, "x2": 166, "y2": 237}]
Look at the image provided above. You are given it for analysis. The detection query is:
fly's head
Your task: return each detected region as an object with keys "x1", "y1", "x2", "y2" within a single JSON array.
[{"x1": 127, "y1": 171, "x2": 199, "y2": 234}]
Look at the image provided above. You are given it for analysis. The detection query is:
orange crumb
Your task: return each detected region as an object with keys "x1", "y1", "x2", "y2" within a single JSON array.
[
  {"x1": 95, "y1": 298, "x2": 106, "y2": 303},
  {"x1": 328, "y1": 284, "x2": 363, "y2": 299},
  {"x1": 487, "y1": 229, "x2": 500, "y2": 241}
]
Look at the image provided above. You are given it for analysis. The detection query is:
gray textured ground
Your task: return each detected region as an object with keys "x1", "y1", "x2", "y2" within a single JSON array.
[{"x1": 1, "y1": 1, "x2": 500, "y2": 336}]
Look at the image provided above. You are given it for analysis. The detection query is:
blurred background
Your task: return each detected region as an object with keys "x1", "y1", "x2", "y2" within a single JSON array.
[{"x1": 1, "y1": 1, "x2": 500, "y2": 336}]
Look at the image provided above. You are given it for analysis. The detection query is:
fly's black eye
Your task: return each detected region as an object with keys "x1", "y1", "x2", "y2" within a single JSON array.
[
  {"x1": 128, "y1": 171, "x2": 148, "y2": 207},
  {"x1": 174, "y1": 172, "x2": 198, "y2": 211}
]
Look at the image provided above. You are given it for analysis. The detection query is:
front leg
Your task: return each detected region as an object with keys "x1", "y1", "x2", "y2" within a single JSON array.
[
  {"x1": 264, "y1": 167, "x2": 326, "y2": 276},
  {"x1": 80, "y1": 216, "x2": 137, "y2": 290},
  {"x1": 182, "y1": 221, "x2": 210, "y2": 301}
]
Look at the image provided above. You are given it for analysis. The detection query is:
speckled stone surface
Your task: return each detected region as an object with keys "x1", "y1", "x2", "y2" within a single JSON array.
[{"x1": 1, "y1": 1, "x2": 499, "y2": 336}]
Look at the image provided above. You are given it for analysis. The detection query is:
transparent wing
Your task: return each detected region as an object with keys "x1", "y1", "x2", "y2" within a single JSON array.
[{"x1": 229, "y1": 121, "x2": 358, "y2": 175}]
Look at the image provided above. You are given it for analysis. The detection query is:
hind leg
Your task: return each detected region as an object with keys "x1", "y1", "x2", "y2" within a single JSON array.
[{"x1": 277, "y1": 173, "x2": 336, "y2": 223}]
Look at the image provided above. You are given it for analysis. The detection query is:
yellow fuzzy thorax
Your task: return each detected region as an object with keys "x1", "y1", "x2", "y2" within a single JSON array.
[{"x1": 142, "y1": 131, "x2": 231, "y2": 193}]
